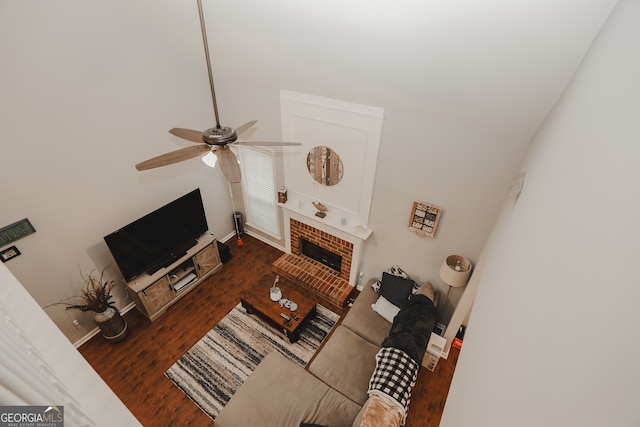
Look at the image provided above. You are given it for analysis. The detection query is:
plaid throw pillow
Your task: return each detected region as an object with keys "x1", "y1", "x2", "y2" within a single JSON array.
[{"x1": 368, "y1": 347, "x2": 419, "y2": 424}]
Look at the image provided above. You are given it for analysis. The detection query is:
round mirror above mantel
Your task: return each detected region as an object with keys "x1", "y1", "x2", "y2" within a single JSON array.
[{"x1": 306, "y1": 146, "x2": 344, "y2": 186}]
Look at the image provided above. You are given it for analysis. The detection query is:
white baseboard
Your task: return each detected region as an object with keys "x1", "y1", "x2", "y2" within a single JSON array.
[
  {"x1": 245, "y1": 230, "x2": 285, "y2": 252},
  {"x1": 221, "y1": 229, "x2": 285, "y2": 253}
]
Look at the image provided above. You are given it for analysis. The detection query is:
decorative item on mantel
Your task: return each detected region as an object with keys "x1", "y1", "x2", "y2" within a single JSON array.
[
  {"x1": 58, "y1": 267, "x2": 128, "y2": 343},
  {"x1": 312, "y1": 201, "x2": 328, "y2": 218},
  {"x1": 408, "y1": 201, "x2": 442, "y2": 238},
  {"x1": 277, "y1": 188, "x2": 288, "y2": 204}
]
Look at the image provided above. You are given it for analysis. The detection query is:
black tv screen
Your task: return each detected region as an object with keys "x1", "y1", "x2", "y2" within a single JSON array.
[{"x1": 104, "y1": 188, "x2": 209, "y2": 281}]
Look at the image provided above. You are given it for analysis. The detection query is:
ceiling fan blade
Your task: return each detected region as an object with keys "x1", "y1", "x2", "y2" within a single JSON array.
[
  {"x1": 235, "y1": 120, "x2": 257, "y2": 137},
  {"x1": 215, "y1": 146, "x2": 241, "y2": 183},
  {"x1": 169, "y1": 128, "x2": 204, "y2": 143},
  {"x1": 136, "y1": 145, "x2": 210, "y2": 171},
  {"x1": 234, "y1": 141, "x2": 302, "y2": 147}
]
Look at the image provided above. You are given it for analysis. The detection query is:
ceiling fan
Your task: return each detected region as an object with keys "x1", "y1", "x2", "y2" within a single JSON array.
[{"x1": 135, "y1": 0, "x2": 299, "y2": 183}]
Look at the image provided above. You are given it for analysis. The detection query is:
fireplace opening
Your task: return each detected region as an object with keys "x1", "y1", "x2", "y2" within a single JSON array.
[{"x1": 301, "y1": 238, "x2": 342, "y2": 273}]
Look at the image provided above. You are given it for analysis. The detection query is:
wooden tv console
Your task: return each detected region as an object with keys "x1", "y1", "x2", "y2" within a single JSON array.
[{"x1": 124, "y1": 233, "x2": 223, "y2": 321}]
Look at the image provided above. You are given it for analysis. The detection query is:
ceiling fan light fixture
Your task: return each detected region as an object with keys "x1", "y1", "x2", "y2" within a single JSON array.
[{"x1": 202, "y1": 151, "x2": 217, "y2": 168}]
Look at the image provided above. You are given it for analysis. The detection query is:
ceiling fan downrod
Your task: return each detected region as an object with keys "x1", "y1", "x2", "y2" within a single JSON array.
[{"x1": 197, "y1": 0, "x2": 221, "y2": 129}]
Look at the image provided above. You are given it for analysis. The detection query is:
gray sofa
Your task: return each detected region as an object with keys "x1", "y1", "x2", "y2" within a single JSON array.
[{"x1": 215, "y1": 280, "x2": 419, "y2": 427}]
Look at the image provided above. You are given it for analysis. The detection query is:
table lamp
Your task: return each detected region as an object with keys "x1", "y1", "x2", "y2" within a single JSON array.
[{"x1": 440, "y1": 255, "x2": 472, "y2": 298}]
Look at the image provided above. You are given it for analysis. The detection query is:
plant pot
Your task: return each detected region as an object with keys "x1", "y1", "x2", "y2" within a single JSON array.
[{"x1": 94, "y1": 307, "x2": 128, "y2": 343}]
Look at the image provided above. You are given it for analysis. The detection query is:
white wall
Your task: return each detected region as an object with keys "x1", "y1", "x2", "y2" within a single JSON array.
[
  {"x1": 441, "y1": 1, "x2": 640, "y2": 425},
  {"x1": 363, "y1": 111, "x2": 529, "y2": 321},
  {"x1": 0, "y1": 1, "x2": 235, "y2": 343},
  {"x1": 0, "y1": 263, "x2": 140, "y2": 425}
]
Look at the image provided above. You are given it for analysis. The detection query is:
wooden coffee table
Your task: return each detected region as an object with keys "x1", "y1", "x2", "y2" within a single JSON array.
[{"x1": 240, "y1": 275, "x2": 317, "y2": 343}]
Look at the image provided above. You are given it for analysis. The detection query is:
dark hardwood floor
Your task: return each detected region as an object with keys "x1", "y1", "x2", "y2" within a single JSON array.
[{"x1": 78, "y1": 234, "x2": 459, "y2": 427}]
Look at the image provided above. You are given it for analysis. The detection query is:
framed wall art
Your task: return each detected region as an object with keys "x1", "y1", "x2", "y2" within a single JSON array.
[
  {"x1": 1, "y1": 246, "x2": 21, "y2": 262},
  {"x1": 0, "y1": 218, "x2": 36, "y2": 247},
  {"x1": 408, "y1": 201, "x2": 442, "y2": 238}
]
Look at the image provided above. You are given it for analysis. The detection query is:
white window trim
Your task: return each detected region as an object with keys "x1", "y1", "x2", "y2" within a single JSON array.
[{"x1": 238, "y1": 146, "x2": 281, "y2": 239}]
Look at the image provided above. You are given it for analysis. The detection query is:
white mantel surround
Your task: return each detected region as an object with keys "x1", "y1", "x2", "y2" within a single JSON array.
[
  {"x1": 280, "y1": 200, "x2": 371, "y2": 286},
  {"x1": 279, "y1": 91, "x2": 383, "y2": 287},
  {"x1": 280, "y1": 90, "x2": 384, "y2": 228},
  {"x1": 280, "y1": 191, "x2": 373, "y2": 240}
]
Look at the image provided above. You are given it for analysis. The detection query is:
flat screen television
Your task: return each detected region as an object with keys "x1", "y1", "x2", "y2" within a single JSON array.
[{"x1": 104, "y1": 188, "x2": 209, "y2": 282}]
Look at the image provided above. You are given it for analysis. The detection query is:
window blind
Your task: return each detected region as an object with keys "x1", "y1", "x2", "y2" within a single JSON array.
[{"x1": 238, "y1": 147, "x2": 280, "y2": 237}]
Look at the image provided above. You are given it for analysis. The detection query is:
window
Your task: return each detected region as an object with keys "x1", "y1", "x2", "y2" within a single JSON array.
[{"x1": 238, "y1": 147, "x2": 280, "y2": 237}]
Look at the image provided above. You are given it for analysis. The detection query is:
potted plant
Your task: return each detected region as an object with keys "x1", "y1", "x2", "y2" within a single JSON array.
[{"x1": 64, "y1": 267, "x2": 128, "y2": 342}]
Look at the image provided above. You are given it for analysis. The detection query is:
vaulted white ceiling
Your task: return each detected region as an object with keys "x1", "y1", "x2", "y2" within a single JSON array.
[{"x1": 127, "y1": 0, "x2": 617, "y2": 140}]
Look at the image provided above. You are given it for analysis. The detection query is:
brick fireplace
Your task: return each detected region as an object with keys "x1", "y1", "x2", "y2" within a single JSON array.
[
  {"x1": 273, "y1": 203, "x2": 372, "y2": 308},
  {"x1": 289, "y1": 219, "x2": 353, "y2": 282},
  {"x1": 272, "y1": 215, "x2": 364, "y2": 309}
]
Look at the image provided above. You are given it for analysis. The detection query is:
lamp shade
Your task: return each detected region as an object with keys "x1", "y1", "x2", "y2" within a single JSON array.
[{"x1": 439, "y1": 255, "x2": 472, "y2": 288}]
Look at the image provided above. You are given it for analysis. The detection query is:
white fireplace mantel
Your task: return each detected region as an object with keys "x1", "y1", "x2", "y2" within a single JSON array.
[{"x1": 278, "y1": 192, "x2": 373, "y2": 242}]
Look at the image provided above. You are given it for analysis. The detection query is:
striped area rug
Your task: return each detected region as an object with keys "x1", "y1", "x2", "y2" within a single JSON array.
[{"x1": 165, "y1": 303, "x2": 339, "y2": 420}]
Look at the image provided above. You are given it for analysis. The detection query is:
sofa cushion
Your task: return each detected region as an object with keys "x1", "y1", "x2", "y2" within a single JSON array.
[
  {"x1": 371, "y1": 265, "x2": 411, "y2": 293},
  {"x1": 371, "y1": 295, "x2": 400, "y2": 323},
  {"x1": 215, "y1": 352, "x2": 361, "y2": 427},
  {"x1": 341, "y1": 282, "x2": 392, "y2": 346},
  {"x1": 379, "y1": 272, "x2": 415, "y2": 308},
  {"x1": 308, "y1": 325, "x2": 380, "y2": 406}
]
